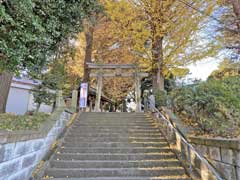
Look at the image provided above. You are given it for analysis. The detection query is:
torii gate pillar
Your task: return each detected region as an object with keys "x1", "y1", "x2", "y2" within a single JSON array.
[
  {"x1": 135, "y1": 73, "x2": 142, "y2": 112},
  {"x1": 94, "y1": 72, "x2": 103, "y2": 112}
]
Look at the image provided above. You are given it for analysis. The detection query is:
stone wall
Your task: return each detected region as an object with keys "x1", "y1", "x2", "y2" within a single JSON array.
[
  {"x1": 0, "y1": 108, "x2": 74, "y2": 180},
  {"x1": 159, "y1": 107, "x2": 240, "y2": 180},
  {"x1": 189, "y1": 137, "x2": 240, "y2": 180},
  {"x1": 151, "y1": 109, "x2": 223, "y2": 180}
]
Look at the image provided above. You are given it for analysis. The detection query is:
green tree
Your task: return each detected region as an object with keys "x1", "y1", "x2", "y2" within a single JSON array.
[
  {"x1": 33, "y1": 57, "x2": 66, "y2": 112},
  {"x1": 0, "y1": 0, "x2": 102, "y2": 113},
  {"x1": 33, "y1": 86, "x2": 56, "y2": 112},
  {"x1": 168, "y1": 76, "x2": 240, "y2": 137}
]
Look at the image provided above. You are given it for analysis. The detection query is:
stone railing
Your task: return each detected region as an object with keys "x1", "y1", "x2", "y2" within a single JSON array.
[
  {"x1": 0, "y1": 90, "x2": 78, "y2": 180},
  {"x1": 150, "y1": 107, "x2": 224, "y2": 180},
  {"x1": 160, "y1": 107, "x2": 240, "y2": 180},
  {"x1": 189, "y1": 137, "x2": 240, "y2": 180}
]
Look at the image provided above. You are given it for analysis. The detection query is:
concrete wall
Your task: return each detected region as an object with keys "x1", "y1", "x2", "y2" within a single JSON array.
[
  {"x1": 0, "y1": 109, "x2": 73, "y2": 180},
  {"x1": 6, "y1": 87, "x2": 30, "y2": 115},
  {"x1": 190, "y1": 137, "x2": 240, "y2": 180},
  {"x1": 6, "y1": 79, "x2": 53, "y2": 115}
]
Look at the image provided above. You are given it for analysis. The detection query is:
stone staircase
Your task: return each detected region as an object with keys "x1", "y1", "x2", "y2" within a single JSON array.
[{"x1": 43, "y1": 112, "x2": 191, "y2": 180}]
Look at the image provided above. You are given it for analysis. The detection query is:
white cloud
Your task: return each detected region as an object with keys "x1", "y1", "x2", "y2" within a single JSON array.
[{"x1": 187, "y1": 58, "x2": 222, "y2": 81}]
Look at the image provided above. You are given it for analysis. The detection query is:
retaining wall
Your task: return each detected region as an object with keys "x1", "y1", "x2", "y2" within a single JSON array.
[
  {"x1": 160, "y1": 107, "x2": 240, "y2": 180},
  {"x1": 0, "y1": 108, "x2": 73, "y2": 180},
  {"x1": 190, "y1": 137, "x2": 240, "y2": 180}
]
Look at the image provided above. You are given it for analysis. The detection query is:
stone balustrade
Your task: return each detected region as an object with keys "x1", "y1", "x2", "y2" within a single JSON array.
[
  {"x1": 160, "y1": 107, "x2": 240, "y2": 180},
  {"x1": 189, "y1": 136, "x2": 240, "y2": 180}
]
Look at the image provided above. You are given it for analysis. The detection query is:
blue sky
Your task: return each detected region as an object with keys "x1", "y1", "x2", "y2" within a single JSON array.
[{"x1": 185, "y1": 6, "x2": 227, "y2": 81}]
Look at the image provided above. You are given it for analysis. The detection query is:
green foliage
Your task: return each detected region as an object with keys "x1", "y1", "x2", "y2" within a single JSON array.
[
  {"x1": 168, "y1": 76, "x2": 240, "y2": 137},
  {"x1": 0, "y1": 0, "x2": 102, "y2": 73},
  {"x1": 33, "y1": 72, "x2": 61, "y2": 111},
  {"x1": 164, "y1": 74, "x2": 176, "y2": 92},
  {"x1": 33, "y1": 47, "x2": 78, "y2": 108},
  {"x1": 0, "y1": 112, "x2": 49, "y2": 131},
  {"x1": 33, "y1": 86, "x2": 56, "y2": 112},
  {"x1": 209, "y1": 59, "x2": 240, "y2": 79},
  {"x1": 155, "y1": 90, "x2": 168, "y2": 107}
]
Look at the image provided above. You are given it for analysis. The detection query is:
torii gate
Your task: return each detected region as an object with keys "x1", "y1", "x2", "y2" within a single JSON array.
[{"x1": 87, "y1": 63, "x2": 148, "y2": 112}]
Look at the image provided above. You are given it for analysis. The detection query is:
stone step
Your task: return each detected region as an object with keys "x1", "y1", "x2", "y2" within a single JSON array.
[
  {"x1": 78, "y1": 119, "x2": 148, "y2": 121},
  {"x1": 50, "y1": 159, "x2": 182, "y2": 169},
  {"x1": 72, "y1": 123, "x2": 155, "y2": 127},
  {"x1": 44, "y1": 177, "x2": 191, "y2": 180},
  {"x1": 45, "y1": 167, "x2": 187, "y2": 178},
  {"x1": 75, "y1": 121, "x2": 154, "y2": 124},
  {"x1": 77, "y1": 116, "x2": 148, "y2": 122},
  {"x1": 62, "y1": 142, "x2": 169, "y2": 148},
  {"x1": 81, "y1": 112, "x2": 145, "y2": 114},
  {"x1": 80, "y1": 114, "x2": 146, "y2": 116},
  {"x1": 81, "y1": 112, "x2": 146, "y2": 117},
  {"x1": 63, "y1": 137, "x2": 165, "y2": 143},
  {"x1": 71, "y1": 126, "x2": 159, "y2": 130},
  {"x1": 53, "y1": 153, "x2": 175, "y2": 161},
  {"x1": 40, "y1": 113, "x2": 190, "y2": 179},
  {"x1": 58, "y1": 147, "x2": 172, "y2": 154},
  {"x1": 77, "y1": 116, "x2": 148, "y2": 118},
  {"x1": 77, "y1": 116, "x2": 147, "y2": 122},
  {"x1": 69, "y1": 129, "x2": 161, "y2": 134},
  {"x1": 77, "y1": 118, "x2": 149, "y2": 121},
  {"x1": 70, "y1": 127, "x2": 159, "y2": 131},
  {"x1": 66, "y1": 132, "x2": 163, "y2": 138},
  {"x1": 77, "y1": 117, "x2": 149, "y2": 119}
]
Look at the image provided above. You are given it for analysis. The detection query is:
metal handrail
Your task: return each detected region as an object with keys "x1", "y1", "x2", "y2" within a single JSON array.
[{"x1": 150, "y1": 105, "x2": 223, "y2": 180}]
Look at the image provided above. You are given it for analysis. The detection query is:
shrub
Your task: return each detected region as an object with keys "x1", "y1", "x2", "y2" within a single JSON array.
[
  {"x1": 155, "y1": 90, "x2": 168, "y2": 107},
  {"x1": 168, "y1": 76, "x2": 240, "y2": 137},
  {"x1": 0, "y1": 112, "x2": 49, "y2": 131}
]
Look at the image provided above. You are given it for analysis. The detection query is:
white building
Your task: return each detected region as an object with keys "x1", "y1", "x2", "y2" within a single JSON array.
[{"x1": 6, "y1": 77, "x2": 53, "y2": 115}]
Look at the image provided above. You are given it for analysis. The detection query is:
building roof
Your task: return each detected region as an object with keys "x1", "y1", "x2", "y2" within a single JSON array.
[
  {"x1": 12, "y1": 77, "x2": 41, "y2": 86},
  {"x1": 10, "y1": 77, "x2": 41, "y2": 90},
  {"x1": 11, "y1": 77, "x2": 115, "y2": 103},
  {"x1": 89, "y1": 87, "x2": 115, "y2": 104}
]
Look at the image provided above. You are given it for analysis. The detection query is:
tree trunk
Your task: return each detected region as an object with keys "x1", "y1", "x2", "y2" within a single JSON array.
[
  {"x1": 230, "y1": 0, "x2": 240, "y2": 19},
  {"x1": 229, "y1": 0, "x2": 240, "y2": 35},
  {"x1": 229, "y1": 0, "x2": 240, "y2": 54},
  {"x1": 0, "y1": 72, "x2": 12, "y2": 113},
  {"x1": 83, "y1": 26, "x2": 94, "y2": 83},
  {"x1": 36, "y1": 103, "x2": 41, "y2": 112},
  {"x1": 79, "y1": 26, "x2": 94, "y2": 110},
  {"x1": 152, "y1": 35, "x2": 164, "y2": 92}
]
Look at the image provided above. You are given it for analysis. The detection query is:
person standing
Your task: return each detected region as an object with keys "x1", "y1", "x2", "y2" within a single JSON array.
[
  {"x1": 148, "y1": 91, "x2": 156, "y2": 112},
  {"x1": 143, "y1": 90, "x2": 149, "y2": 112}
]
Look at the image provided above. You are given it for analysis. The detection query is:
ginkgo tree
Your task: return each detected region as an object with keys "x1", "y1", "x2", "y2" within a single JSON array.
[
  {"x1": 210, "y1": 58, "x2": 240, "y2": 79},
  {"x1": 73, "y1": 0, "x2": 220, "y2": 102},
  {"x1": 41, "y1": 0, "x2": 225, "y2": 104},
  {"x1": 103, "y1": 0, "x2": 220, "y2": 92},
  {"x1": 92, "y1": 17, "x2": 137, "y2": 101}
]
